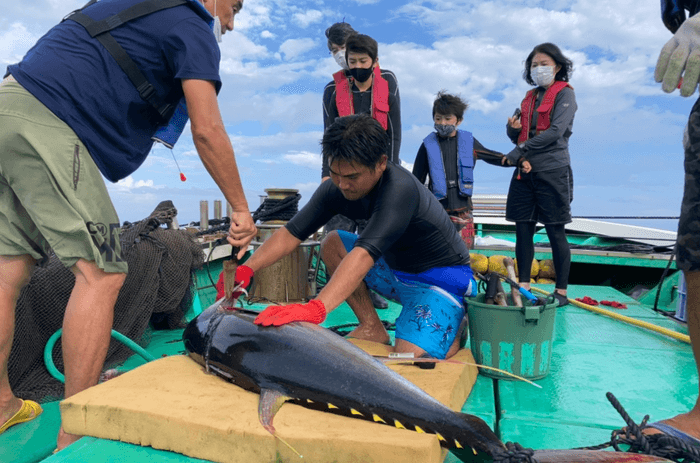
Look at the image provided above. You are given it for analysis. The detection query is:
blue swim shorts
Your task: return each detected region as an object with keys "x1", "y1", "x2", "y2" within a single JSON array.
[{"x1": 336, "y1": 231, "x2": 475, "y2": 358}]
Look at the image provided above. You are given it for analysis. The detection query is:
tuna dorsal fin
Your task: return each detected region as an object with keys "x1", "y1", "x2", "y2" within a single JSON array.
[{"x1": 258, "y1": 388, "x2": 290, "y2": 435}]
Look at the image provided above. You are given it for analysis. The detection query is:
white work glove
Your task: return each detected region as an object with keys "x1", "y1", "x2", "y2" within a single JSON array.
[{"x1": 656, "y1": 13, "x2": 700, "y2": 96}]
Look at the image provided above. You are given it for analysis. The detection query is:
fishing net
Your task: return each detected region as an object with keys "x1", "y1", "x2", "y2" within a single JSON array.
[{"x1": 8, "y1": 200, "x2": 204, "y2": 402}]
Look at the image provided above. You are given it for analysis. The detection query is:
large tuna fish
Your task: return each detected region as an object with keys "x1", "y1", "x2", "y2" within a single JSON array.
[{"x1": 182, "y1": 302, "x2": 672, "y2": 463}]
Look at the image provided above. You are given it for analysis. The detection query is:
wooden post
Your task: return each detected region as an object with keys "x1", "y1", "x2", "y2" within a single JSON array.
[{"x1": 200, "y1": 201, "x2": 208, "y2": 230}]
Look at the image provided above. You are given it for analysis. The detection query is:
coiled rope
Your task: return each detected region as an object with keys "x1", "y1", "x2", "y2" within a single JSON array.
[
  {"x1": 252, "y1": 193, "x2": 301, "y2": 223},
  {"x1": 492, "y1": 442, "x2": 536, "y2": 463},
  {"x1": 579, "y1": 392, "x2": 700, "y2": 462}
]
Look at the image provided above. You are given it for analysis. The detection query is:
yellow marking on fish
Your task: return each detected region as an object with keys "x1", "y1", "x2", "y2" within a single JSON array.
[
  {"x1": 394, "y1": 420, "x2": 406, "y2": 429},
  {"x1": 414, "y1": 425, "x2": 426, "y2": 434},
  {"x1": 372, "y1": 414, "x2": 386, "y2": 424},
  {"x1": 454, "y1": 440, "x2": 463, "y2": 449},
  {"x1": 306, "y1": 399, "x2": 314, "y2": 404},
  {"x1": 472, "y1": 447, "x2": 477, "y2": 455},
  {"x1": 327, "y1": 403, "x2": 338, "y2": 409},
  {"x1": 350, "y1": 408, "x2": 363, "y2": 416},
  {"x1": 436, "y1": 433, "x2": 446, "y2": 442}
]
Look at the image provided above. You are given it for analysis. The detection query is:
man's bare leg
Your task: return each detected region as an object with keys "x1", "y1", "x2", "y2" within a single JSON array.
[
  {"x1": 0, "y1": 255, "x2": 35, "y2": 429},
  {"x1": 320, "y1": 232, "x2": 389, "y2": 344},
  {"x1": 56, "y1": 259, "x2": 125, "y2": 450},
  {"x1": 394, "y1": 316, "x2": 466, "y2": 361},
  {"x1": 645, "y1": 270, "x2": 700, "y2": 439}
]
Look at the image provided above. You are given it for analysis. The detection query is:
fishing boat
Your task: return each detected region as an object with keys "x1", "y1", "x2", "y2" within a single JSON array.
[{"x1": 1, "y1": 193, "x2": 693, "y2": 463}]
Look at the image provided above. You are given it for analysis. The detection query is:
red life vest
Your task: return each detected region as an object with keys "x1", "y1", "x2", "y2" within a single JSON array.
[
  {"x1": 333, "y1": 67, "x2": 389, "y2": 130},
  {"x1": 517, "y1": 81, "x2": 572, "y2": 144}
]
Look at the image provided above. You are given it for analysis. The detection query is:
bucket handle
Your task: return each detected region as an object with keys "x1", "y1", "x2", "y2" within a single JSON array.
[
  {"x1": 523, "y1": 305, "x2": 540, "y2": 324},
  {"x1": 522, "y1": 296, "x2": 556, "y2": 324}
]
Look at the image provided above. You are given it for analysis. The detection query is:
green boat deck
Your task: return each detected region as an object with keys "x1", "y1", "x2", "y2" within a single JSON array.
[{"x1": 3, "y1": 276, "x2": 695, "y2": 462}]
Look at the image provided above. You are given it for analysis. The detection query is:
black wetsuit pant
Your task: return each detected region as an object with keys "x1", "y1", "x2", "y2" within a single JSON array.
[{"x1": 515, "y1": 222, "x2": 571, "y2": 291}]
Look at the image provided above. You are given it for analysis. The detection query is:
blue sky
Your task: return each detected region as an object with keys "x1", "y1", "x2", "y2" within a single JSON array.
[{"x1": 0, "y1": 0, "x2": 692, "y2": 232}]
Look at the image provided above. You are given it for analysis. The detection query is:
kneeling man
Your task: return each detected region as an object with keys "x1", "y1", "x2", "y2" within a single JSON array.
[{"x1": 239, "y1": 114, "x2": 476, "y2": 359}]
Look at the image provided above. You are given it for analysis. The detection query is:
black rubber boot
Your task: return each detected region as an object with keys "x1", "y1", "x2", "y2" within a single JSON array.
[{"x1": 552, "y1": 292, "x2": 569, "y2": 307}]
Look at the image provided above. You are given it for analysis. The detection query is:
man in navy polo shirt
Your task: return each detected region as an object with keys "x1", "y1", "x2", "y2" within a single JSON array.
[{"x1": 0, "y1": 0, "x2": 255, "y2": 450}]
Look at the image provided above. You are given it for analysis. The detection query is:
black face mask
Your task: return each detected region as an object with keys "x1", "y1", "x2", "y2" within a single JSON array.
[{"x1": 349, "y1": 67, "x2": 374, "y2": 83}]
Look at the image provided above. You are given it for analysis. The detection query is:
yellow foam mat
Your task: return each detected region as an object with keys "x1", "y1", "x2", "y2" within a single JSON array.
[{"x1": 61, "y1": 341, "x2": 478, "y2": 463}]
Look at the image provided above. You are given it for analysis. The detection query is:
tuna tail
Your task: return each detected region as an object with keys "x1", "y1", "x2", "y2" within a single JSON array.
[{"x1": 449, "y1": 413, "x2": 506, "y2": 461}]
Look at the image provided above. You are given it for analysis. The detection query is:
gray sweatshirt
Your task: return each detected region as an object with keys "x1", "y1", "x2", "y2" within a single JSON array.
[{"x1": 506, "y1": 86, "x2": 577, "y2": 172}]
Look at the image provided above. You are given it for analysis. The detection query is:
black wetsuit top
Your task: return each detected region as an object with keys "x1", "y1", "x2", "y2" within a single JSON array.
[{"x1": 286, "y1": 162, "x2": 470, "y2": 274}]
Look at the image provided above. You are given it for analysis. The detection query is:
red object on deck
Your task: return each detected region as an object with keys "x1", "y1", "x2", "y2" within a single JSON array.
[
  {"x1": 600, "y1": 300, "x2": 627, "y2": 309},
  {"x1": 575, "y1": 296, "x2": 599, "y2": 306}
]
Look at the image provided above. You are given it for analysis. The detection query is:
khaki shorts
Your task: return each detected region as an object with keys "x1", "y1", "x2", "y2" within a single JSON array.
[{"x1": 0, "y1": 78, "x2": 127, "y2": 273}]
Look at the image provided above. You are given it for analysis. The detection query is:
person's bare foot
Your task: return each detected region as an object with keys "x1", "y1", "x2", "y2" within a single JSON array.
[
  {"x1": 347, "y1": 323, "x2": 391, "y2": 345},
  {"x1": 0, "y1": 397, "x2": 24, "y2": 429},
  {"x1": 56, "y1": 427, "x2": 82, "y2": 451},
  {"x1": 643, "y1": 411, "x2": 700, "y2": 441}
]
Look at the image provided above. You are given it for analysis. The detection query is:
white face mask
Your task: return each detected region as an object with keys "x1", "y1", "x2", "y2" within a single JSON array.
[
  {"x1": 212, "y1": 15, "x2": 222, "y2": 42},
  {"x1": 333, "y1": 49, "x2": 348, "y2": 70},
  {"x1": 532, "y1": 65, "x2": 555, "y2": 87}
]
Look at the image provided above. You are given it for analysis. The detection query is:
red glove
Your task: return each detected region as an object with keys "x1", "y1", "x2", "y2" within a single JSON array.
[
  {"x1": 254, "y1": 300, "x2": 326, "y2": 326},
  {"x1": 215, "y1": 265, "x2": 254, "y2": 300}
]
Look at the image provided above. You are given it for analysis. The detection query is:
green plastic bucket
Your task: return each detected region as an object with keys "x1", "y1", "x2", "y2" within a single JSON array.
[{"x1": 466, "y1": 293, "x2": 558, "y2": 380}]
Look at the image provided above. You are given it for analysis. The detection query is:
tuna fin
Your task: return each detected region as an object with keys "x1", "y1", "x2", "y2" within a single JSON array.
[
  {"x1": 258, "y1": 389, "x2": 303, "y2": 458},
  {"x1": 258, "y1": 388, "x2": 290, "y2": 435}
]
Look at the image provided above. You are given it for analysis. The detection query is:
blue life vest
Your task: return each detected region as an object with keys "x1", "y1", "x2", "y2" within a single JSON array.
[{"x1": 423, "y1": 130, "x2": 474, "y2": 199}]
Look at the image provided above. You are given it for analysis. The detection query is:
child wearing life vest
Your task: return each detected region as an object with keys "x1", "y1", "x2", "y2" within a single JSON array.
[
  {"x1": 322, "y1": 33, "x2": 401, "y2": 181},
  {"x1": 412, "y1": 92, "x2": 504, "y2": 249}
]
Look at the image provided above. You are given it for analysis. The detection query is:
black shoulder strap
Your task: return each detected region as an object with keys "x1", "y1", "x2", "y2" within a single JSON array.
[{"x1": 64, "y1": 0, "x2": 189, "y2": 121}]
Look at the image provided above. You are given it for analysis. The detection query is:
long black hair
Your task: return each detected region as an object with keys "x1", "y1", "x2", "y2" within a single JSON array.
[{"x1": 523, "y1": 43, "x2": 573, "y2": 86}]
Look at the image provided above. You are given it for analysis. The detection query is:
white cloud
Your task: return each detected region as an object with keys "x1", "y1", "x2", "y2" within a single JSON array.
[
  {"x1": 110, "y1": 176, "x2": 161, "y2": 192},
  {"x1": 0, "y1": 23, "x2": 40, "y2": 66},
  {"x1": 230, "y1": 130, "x2": 324, "y2": 159},
  {"x1": 292, "y1": 10, "x2": 324, "y2": 28},
  {"x1": 279, "y1": 38, "x2": 317, "y2": 61},
  {"x1": 293, "y1": 182, "x2": 321, "y2": 196},
  {"x1": 261, "y1": 30, "x2": 276, "y2": 39},
  {"x1": 284, "y1": 151, "x2": 322, "y2": 169},
  {"x1": 220, "y1": 30, "x2": 270, "y2": 60}
]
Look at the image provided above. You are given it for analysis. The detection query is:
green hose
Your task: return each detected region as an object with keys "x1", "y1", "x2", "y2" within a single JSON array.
[{"x1": 44, "y1": 328, "x2": 157, "y2": 383}]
